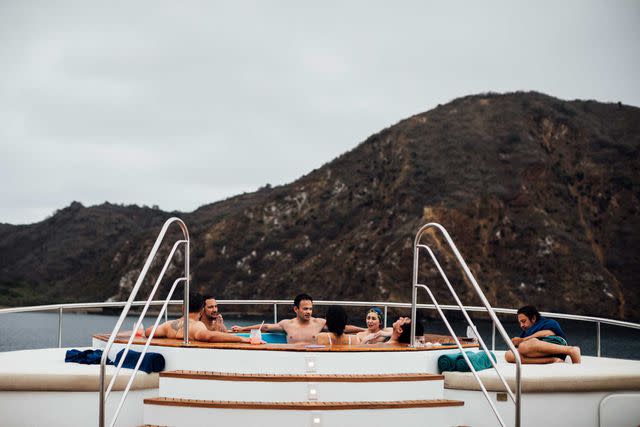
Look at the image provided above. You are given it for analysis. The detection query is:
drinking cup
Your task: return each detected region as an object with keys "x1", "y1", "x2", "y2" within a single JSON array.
[{"x1": 250, "y1": 328, "x2": 262, "y2": 344}]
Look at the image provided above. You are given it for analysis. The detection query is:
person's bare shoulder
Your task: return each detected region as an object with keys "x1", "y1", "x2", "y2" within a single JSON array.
[
  {"x1": 279, "y1": 318, "x2": 294, "y2": 328},
  {"x1": 190, "y1": 320, "x2": 207, "y2": 331},
  {"x1": 313, "y1": 317, "x2": 327, "y2": 329},
  {"x1": 169, "y1": 318, "x2": 183, "y2": 332},
  {"x1": 276, "y1": 318, "x2": 295, "y2": 331}
]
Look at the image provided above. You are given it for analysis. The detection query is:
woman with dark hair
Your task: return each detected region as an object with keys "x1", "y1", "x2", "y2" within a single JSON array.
[
  {"x1": 357, "y1": 307, "x2": 392, "y2": 344},
  {"x1": 317, "y1": 306, "x2": 361, "y2": 346}
]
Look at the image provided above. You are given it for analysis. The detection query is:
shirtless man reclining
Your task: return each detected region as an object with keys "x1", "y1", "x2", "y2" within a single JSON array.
[
  {"x1": 232, "y1": 293, "x2": 364, "y2": 344},
  {"x1": 147, "y1": 293, "x2": 257, "y2": 344},
  {"x1": 505, "y1": 305, "x2": 581, "y2": 364}
]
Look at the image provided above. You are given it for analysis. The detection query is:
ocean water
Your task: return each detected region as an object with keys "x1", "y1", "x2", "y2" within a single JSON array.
[{"x1": 0, "y1": 311, "x2": 638, "y2": 360}]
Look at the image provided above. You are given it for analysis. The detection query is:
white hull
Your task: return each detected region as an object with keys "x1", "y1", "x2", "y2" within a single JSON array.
[{"x1": 2, "y1": 342, "x2": 640, "y2": 427}]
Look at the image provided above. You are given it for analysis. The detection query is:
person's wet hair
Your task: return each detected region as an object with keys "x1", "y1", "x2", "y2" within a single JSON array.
[
  {"x1": 325, "y1": 305, "x2": 348, "y2": 337},
  {"x1": 517, "y1": 305, "x2": 540, "y2": 323},
  {"x1": 294, "y1": 293, "x2": 313, "y2": 308},
  {"x1": 187, "y1": 292, "x2": 204, "y2": 313},
  {"x1": 398, "y1": 318, "x2": 424, "y2": 344}
]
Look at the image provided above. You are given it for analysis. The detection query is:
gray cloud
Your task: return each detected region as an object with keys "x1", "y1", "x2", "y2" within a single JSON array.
[{"x1": 1, "y1": 0, "x2": 638, "y2": 224}]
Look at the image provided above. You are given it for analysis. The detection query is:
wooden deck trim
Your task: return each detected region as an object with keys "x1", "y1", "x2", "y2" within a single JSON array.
[
  {"x1": 160, "y1": 370, "x2": 444, "y2": 382},
  {"x1": 93, "y1": 334, "x2": 478, "y2": 352},
  {"x1": 143, "y1": 397, "x2": 464, "y2": 410}
]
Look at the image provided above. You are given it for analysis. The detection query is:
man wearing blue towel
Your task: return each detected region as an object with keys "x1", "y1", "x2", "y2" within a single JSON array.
[{"x1": 505, "y1": 305, "x2": 581, "y2": 364}]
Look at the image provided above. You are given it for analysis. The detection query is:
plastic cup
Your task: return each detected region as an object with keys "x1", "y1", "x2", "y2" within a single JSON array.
[
  {"x1": 466, "y1": 325, "x2": 478, "y2": 342},
  {"x1": 134, "y1": 323, "x2": 145, "y2": 338},
  {"x1": 250, "y1": 328, "x2": 262, "y2": 344}
]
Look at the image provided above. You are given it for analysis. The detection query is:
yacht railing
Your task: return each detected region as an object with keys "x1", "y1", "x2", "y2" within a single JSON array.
[
  {"x1": 410, "y1": 223, "x2": 522, "y2": 427},
  {"x1": 97, "y1": 217, "x2": 190, "y2": 427},
  {"x1": 1, "y1": 299, "x2": 638, "y2": 356}
]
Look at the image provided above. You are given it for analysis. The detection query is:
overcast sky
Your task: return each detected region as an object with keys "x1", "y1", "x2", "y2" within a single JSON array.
[{"x1": 0, "y1": 1, "x2": 638, "y2": 225}]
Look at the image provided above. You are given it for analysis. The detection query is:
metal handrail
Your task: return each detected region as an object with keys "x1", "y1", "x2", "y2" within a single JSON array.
[
  {"x1": 2, "y1": 300, "x2": 638, "y2": 355},
  {"x1": 3, "y1": 300, "x2": 638, "y2": 329},
  {"x1": 419, "y1": 244, "x2": 515, "y2": 402},
  {"x1": 98, "y1": 217, "x2": 189, "y2": 427},
  {"x1": 110, "y1": 277, "x2": 186, "y2": 426},
  {"x1": 410, "y1": 222, "x2": 522, "y2": 427},
  {"x1": 105, "y1": 240, "x2": 186, "y2": 398},
  {"x1": 416, "y1": 284, "x2": 508, "y2": 426}
]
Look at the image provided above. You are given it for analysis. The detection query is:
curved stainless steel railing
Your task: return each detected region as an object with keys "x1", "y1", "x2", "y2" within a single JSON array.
[
  {"x1": 97, "y1": 217, "x2": 189, "y2": 427},
  {"x1": 410, "y1": 222, "x2": 522, "y2": 427},
  {"x1": 2, "y1": 300, "x2": 638, "y2": 354}
]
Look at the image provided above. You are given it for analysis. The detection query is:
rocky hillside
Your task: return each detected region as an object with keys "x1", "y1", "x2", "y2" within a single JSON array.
[{"x1": 1, "y1": 92, "x2": 638, "y2": 321}]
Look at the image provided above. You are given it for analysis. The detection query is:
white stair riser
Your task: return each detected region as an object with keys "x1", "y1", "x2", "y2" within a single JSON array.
[
  {"x1": 160, "y1": 377, "x2": 444, "y2": 401},
  {"x1": 144, "y1": 404, "x2": 464, "y2": 427}
]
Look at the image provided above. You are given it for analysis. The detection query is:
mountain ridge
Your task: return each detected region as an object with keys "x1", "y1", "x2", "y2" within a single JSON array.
[{"x1": 1, "y1": 91, "x2": 638, "y2": 321}]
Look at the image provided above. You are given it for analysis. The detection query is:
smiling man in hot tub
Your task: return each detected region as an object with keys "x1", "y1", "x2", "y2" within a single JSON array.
[
  {"x1": 232, "y1": 293, "x2": 364, "y2": 344},
  {"x1": 201, "y1": 294, "x2": 228, "y2": 332}
]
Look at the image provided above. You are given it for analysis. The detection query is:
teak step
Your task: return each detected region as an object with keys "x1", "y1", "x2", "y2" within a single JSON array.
[
  {"x1": 160, "y1": 370, "x2": 444, "y2": 382},
  {"x1": 144, "y1": 397, "x2": 464, "y2": 410}
]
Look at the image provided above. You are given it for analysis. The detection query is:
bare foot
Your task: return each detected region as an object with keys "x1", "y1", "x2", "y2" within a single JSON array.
[{"x1": 569, "y1": 346, "x2": 581, "y2": 364}]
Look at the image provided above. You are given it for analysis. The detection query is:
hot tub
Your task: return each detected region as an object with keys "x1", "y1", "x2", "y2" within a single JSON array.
[{"x1": 233, "y1": 332, "x2": 288, "y2": 344}]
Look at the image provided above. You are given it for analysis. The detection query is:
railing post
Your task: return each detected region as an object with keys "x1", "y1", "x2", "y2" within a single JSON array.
[
  {"x1": 384, "y1": 305, "x2": 388, "y2": 328},
  {"x1": 492, "y1": 320, "x2": 496, "y2": 351},
  {"x1": 57, "y1": 307, "x2": 63, "y2": 348},
  {"x1": 410, "y1": 237, "x2": 421, "y2": 347},
  {"x1": 273, "y1": 303, "x2": 278, "y2": 324},
  {"x1": 183, "y1": 232, "x2": 190, "y2": 346},
  {"x1": 596, "y1": 321, "x2": 601, "y2": 357}
]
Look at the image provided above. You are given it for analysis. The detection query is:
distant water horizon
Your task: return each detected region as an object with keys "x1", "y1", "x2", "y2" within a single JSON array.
[{"x1": 1, "y1": 311, "x2": 638, "y2": 360}]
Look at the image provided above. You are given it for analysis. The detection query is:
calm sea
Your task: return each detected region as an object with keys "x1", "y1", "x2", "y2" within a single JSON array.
[{"x1": 0, "y1": 311, "x2": 638, "y2": 360}]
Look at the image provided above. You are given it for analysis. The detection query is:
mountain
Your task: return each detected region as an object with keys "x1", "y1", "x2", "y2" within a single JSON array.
[{"x1": 1, "y1": 92, "x2": 638, "y2": 321}]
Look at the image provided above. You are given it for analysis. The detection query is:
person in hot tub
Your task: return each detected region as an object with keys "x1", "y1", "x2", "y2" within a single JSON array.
[
  {"x1": 201, "y1": 294, "x2": 227, "y2": 332},
  {"x1": 356, "y1": 307, "x2": 393, "y2": 344},
  {"x1": 317, "y1": 306, "x2": 361, "y2": 346},
  {"x1": 232, "y1": 293, "x2": 364, "y2": 344},
  {"x1": 148, "y1": 293, "x2": 259, "y2": 344}
]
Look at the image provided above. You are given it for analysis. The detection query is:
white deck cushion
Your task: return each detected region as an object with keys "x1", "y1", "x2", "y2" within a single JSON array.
[
  {"x1": 444, "y1": 352, "x2": 640, "y2": 392},
  {"x1": 0, "y1": 348, "x2": 158, "y2": 391}
]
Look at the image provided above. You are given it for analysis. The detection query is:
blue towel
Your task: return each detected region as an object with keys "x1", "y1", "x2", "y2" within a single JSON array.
[
  {"x1": 113, "y1": 349, "x2": 165, "y2": 373},
  {"x1": 454, "y1": 351, "x2": 497, "y2": 372},
  {"x1": 520, "y1": 317, "x2": 566, "y2": 339},
  {"x1": 438, "y1": 352, "x2": 469, "y2": 373},
  {"x1": 65, "y1": 349, "x2": 111, "y2": 365}
]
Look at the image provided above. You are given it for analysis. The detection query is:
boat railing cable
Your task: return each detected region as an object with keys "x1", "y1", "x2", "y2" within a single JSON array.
[
  {"x1": 98, "y1": 217, "x2": 190, "y2": 427},
  {"x1": 410, "y1": 222, "x2": 522, "y2": 427}
]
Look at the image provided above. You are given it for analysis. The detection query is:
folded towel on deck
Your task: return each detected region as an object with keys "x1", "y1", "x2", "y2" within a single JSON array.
[
  {"x1": 454, "y1": 351, "x2": 497, "y2": 372},
  {"x1": 65, "y1": 349, "x2": 111, "y2": 365},
  {"x1": 438, "y1": 352, "x2": 467, "y2": 373},
  {"x1": 113, "y1": 349, "x2": 165, "y2": 373}
]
